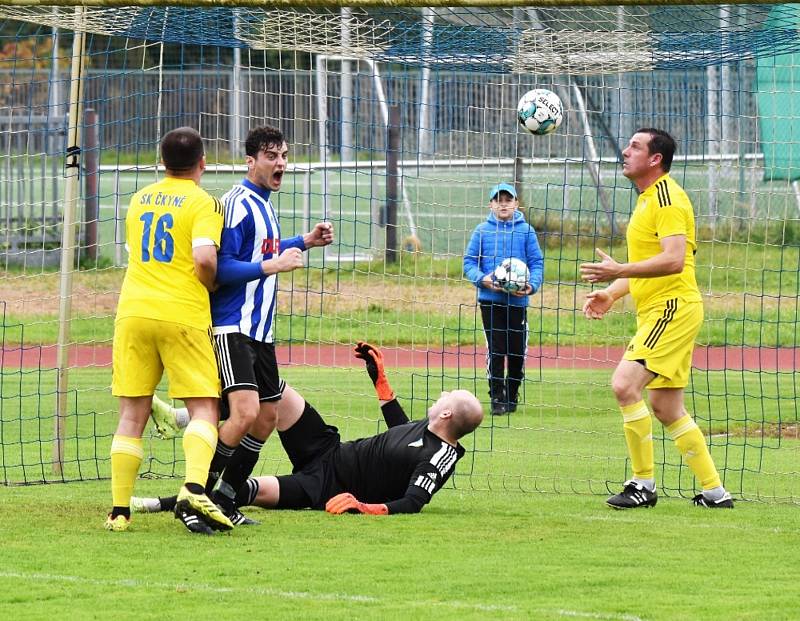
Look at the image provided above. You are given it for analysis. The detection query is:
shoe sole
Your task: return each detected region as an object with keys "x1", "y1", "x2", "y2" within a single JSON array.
[
  {"x1": 154, "y1": 426, "x2": 177, "y2": 439},
  {"x1": 606, "y1": 501, "x2": 657, "y2": 510},
  {"x1": 693, "y1": 501, "x2": 734, "y2": 509},
  {"x1": 152, "y1": 420, "x2": 179, "y2": 440},
  {"x1": 175, "y1": 497, "x2": 233, "y2": 532},
  {"x1": 151, "y1": 402, "x2": 179, "y2": 439}
]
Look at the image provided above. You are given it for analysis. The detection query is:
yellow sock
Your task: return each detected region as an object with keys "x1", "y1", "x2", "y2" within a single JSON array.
[
  {"x1": 183, "y1": 419, "x2": 218, "y2": 488},
  {"x1": 667, "y1": 414, "x2": 721, "y2": 490},
  {"x1": 110, "y1": 435, "x2": 143, "y2": 508},
  {"x1": 621, "y1": 401, "x2": 654, "y2": 480}
]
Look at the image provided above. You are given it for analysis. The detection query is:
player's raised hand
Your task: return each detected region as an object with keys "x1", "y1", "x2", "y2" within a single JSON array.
[
  {"x1": 354, "y1": 341, "x2": 394, "y2": 401},
  {"x1": 304, "y1": 222, "x2": 334, "y2": 248},
  {"x1": 325, "y1": 492, "x2": 388, "y2": 516},
  {"x1": 583, "y1": 289, "x2": 615, "y2": 320},
  {"x1": 354, "y1": 341, "x2": 383, "y2": 383},
  {"x1": 580, "y1": 248, "x2": 622, "y2": 283}
]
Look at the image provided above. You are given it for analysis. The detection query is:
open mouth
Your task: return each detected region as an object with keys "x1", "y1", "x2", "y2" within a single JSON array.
[{"x1": 273, "y1": 171, "x2": 284, "y2": 184}]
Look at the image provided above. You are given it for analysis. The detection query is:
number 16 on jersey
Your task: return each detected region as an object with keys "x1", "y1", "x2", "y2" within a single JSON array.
[{"x1": 139, "y1": 212, "x2": 174, "y2": 262}]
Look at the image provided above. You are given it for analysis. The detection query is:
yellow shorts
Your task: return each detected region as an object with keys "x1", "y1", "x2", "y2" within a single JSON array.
[
  {"x1": 112, "y1": 316, "x2": 221, "y2": 399},
  {"x1": 623, "y1": 298, "x2": 703, "y2": 389}
]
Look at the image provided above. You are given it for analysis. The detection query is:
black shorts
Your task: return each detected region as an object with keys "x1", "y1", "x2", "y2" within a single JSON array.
[
  {"x1": 214, "y1": 332, "x2": 284, "y2": 402},
  {"x1": 275, "y1": 402, "x2": 342, "y2": 510}
]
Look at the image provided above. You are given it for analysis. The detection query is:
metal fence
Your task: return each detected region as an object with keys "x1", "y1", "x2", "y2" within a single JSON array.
[
  {"x1": 0, "y1": 62, "x2": 765, "y2": 266},
  {"x1": 0, "y1": 63, "x2": 760, "y2": 162}
]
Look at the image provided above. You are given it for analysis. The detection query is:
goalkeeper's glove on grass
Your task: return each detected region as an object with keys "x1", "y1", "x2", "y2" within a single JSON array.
[
  {"x1": 353, "y1": 341, "x2": 395, "y2": 401},
  {"x1": 325, "y1": 492, "x2": 388, "y2": 516}
]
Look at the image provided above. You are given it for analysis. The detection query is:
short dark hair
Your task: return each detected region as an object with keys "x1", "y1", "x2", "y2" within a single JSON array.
[
  {"x1": 160, "y1": 127, "x2": 204, "y2": 172},
  {"x1": 245, "y1": 125, "x2": 286, "y2": 158},
  {"x1": 635, "y1": 127, "x2": 676, "y2": 172}
]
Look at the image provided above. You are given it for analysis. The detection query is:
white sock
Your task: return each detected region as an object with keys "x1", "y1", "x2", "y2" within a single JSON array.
[
  {"x1": 175, "y1": 407, "x2": 190, "y2": 430},
  {"x1": 702, "y1": 486, "x2": 726, "y2": 501},
  {"x1": 633, "y1": 478, "x2": 656, "y2": 492}
]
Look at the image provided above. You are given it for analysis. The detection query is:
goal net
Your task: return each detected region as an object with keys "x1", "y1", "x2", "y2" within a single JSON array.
[{"x1": 0, "y1": 3, "x2": 797, "y2": 503}]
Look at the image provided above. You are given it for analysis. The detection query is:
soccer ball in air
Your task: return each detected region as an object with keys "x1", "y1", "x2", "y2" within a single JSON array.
[
  {"x1": 494, "y1": 258, "x2": 530, "y2": 293},
  {"x1": 517, "y1": 89, "x2": 564, "y2": 136}
]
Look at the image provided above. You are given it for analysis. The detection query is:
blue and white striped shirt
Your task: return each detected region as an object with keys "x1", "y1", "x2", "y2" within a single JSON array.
[{"x1": 211, "y1": 179, "x2": 304, "y2": 343}]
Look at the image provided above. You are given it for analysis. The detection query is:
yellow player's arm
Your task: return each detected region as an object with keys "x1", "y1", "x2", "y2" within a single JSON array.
[
  {"x1": 583, "y1": 277, "x2": 629, "y2": 320},
  {"x1": 193, "y1": 244, "x2": 218, "y2": 292},
  {"x1": 618, "y1": 234, "x2": 686, "y2": 278},
  {"x1": 581, "y1": 236, "x2": 686, "y2": 284},
  {"x1": 605, "y1": 277, "x2": 630, "y2": 302}
]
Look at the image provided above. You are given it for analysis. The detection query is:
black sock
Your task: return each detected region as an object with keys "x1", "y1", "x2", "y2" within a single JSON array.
[
  {"x1": 234, "y1": 477, "x2": 260, "y2": 508},
  {"x1": 159, "y1": 495, "x2": 178, "y2": 512},
  {"x1": 216, "y1": 434, "x2": 264, "y2": 509},
  {"x1": 111, "y1": 506, "x2": 130, "y2": 519},
  {"x1": 205, "y1": 439, "x2": 236, "y2": 494},
  {"x1": 185, "y1": 482, "x2": 204, "y2": 495}
]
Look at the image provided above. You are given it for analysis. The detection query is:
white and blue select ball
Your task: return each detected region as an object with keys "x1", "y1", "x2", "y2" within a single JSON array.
[
  {"x1": 517, "y1": 88, "x2": 564, "y2": 136},
  {"x1": 494, "y1": 258, "x2": 530, "y2": 293}
]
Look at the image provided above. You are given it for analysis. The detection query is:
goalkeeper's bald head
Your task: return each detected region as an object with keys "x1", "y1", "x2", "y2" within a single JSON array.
[{"x1": 430, "y1": 389, "x2": 484, "y2": 439}]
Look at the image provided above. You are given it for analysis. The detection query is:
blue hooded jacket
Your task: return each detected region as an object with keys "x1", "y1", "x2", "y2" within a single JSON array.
[{"x1": 463, "y1": 210, "x2": 544, "y2": 307}]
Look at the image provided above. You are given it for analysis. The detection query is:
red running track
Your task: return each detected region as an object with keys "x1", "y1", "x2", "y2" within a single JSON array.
[{"x1": 2, "y1": 343, "x2": 799, "y2": 371}]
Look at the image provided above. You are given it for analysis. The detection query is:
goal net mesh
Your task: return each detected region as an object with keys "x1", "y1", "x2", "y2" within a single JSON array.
[{"x1": 0, "y1": 3, "x2": 798, "y2": 503}]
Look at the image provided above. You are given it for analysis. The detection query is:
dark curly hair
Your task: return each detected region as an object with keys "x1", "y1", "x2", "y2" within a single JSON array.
[{"x1": 245, "y1": 125, "x2": 286, "y2": 158}]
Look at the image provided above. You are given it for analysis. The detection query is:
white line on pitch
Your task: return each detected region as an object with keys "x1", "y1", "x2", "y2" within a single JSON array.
[
  {"x1": 0, "y1": 570, "x2": 518, "y2": 613},
  {"x1": 546, "y1": 609, "x2": 643, "y2": 621}
]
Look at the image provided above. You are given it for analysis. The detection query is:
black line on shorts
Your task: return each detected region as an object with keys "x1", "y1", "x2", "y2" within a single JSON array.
[{"x1": 643, "y1": 298, "x2": 677, "y2": 349}]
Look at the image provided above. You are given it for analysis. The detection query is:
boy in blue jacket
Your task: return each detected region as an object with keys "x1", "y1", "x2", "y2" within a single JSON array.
[{"x1": 463, "y1": 183, "x2": 544, "y2": 415}]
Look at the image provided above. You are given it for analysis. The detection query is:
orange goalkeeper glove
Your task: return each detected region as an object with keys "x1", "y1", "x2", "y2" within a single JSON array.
[
  {"x1": 325, "y1": 492, "x2": 389, "y2": 516},
  {"x1": 353, "y1": 341, "x2": 395, "y2": 401}
]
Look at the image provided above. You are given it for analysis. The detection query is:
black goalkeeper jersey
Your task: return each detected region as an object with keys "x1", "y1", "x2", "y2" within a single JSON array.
[{"x1": 332, "y1": 405, "x2": 465, "y2": 514}]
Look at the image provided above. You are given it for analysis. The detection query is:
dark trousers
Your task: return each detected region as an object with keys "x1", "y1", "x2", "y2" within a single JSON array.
[{"x1": 480, "y1": 302, "x2": 527, "y2": 404}]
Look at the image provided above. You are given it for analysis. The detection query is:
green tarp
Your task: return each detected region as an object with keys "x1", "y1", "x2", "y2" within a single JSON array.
[{"x1": 756, "y1": 4, "x2": 800, "y2": 181}]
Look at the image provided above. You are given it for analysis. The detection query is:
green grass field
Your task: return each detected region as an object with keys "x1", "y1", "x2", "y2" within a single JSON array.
[
  {"x1": 2, "y1": 480, "x2": 799, "y2": 620},
  {"x1": 1, "y1": 366, "x2": 798, "y2": 620}
]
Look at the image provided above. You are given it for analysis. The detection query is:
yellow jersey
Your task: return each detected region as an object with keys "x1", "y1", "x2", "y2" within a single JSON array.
[
  {"x1": 116, "y1": 176, "x2": 223, "y2": 329},
  {"x1": 627, "y1": 173, "x2": 702, "y2": 309}
]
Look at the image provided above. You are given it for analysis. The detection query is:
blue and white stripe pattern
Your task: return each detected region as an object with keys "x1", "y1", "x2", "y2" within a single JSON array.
[{"x1": 211, "y1": 179, "x2": 302, "y2": 343}]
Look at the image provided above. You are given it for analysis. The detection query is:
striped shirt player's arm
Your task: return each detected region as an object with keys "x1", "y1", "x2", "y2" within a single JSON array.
[
  {"x1": 384, "y1": 441, "x2": 460, "y2": 514},
  {"x1": 216, "y1": 201, "x2": 263, "y2": 286},
  {"x1": 280, "y1": 234, "x2": 306, "y2": 252}
]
